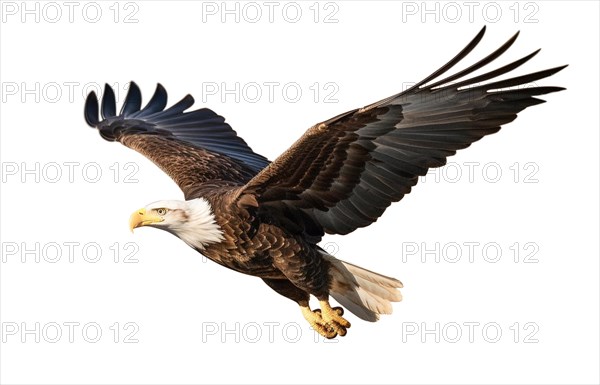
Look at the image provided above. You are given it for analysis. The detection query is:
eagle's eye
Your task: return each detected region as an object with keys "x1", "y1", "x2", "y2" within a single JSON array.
[{"x1": 156, "y1": 208, "x2": 167, "y2": 215}]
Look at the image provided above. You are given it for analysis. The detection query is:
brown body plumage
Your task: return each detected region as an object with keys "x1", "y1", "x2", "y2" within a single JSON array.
[{"x1": 84, "y1": 27, "x2": 566, "y2": 338}]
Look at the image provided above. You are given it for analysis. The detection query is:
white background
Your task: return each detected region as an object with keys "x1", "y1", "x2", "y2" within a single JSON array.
[{"x1": 1, "y1": 1, "x2": 598, "y2": 384}]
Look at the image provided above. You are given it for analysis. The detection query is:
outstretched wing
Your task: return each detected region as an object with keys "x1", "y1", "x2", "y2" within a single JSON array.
[
  {"x1": 84, "y1": 82, "x2": 270, "y2": 198},
  {"x1": 238, "y1": 27, "x2": 567, "y2": 235}
]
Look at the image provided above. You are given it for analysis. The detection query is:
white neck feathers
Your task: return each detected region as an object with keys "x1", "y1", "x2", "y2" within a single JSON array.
[{"x1": 170, "y1": 198, "x2": 224, "y2": 251}]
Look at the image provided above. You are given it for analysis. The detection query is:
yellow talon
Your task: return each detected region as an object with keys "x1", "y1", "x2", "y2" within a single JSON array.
[{"x1": 299, "y1": 300, "x2": 351, "y2": 339}]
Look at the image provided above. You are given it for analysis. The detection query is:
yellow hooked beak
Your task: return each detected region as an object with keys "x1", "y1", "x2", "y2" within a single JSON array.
[{"x1": 129, "y1": 208, "x2": 163, "y2": 233}]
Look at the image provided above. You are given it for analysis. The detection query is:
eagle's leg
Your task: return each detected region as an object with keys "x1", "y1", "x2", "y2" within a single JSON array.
[
  {"x1": 262, "y1": 278, "x2": 339, "y2": 338},
  {"x1": 268, "y1": 248, "x2": 353, "y2": 338}
]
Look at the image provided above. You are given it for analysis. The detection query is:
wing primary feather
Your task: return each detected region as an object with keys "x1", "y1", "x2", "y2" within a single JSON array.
[
  {"x1": 427, "y1": 31, "x2": 520, "y2": 90},
  {"x1": 84, "y1": 91, "x2": 99, "y2": 127},
  {"x1": 473, "y1": 65, "x2": 568, "y2": 92},
  {"x1": 402, "y1": 26, "x2": 487, "y2": 94},
  {"x1": 491, "y1": 86, "x2": 566, "y2": 98},
  {"x1": 364, "y1": 26, "x2": 486, "y2": 110},
  {"x1": 101, "y1": 84, "x2": 116, "y2": 119},
  {"x1": 120, "y1": 81, "x2": 143, "y2": 116},
  {"x1": 136, "y1": 83, "x2": 168, "y2": 118},
  {"x1": 147, "y1": 94, "x2": 195, "y2": 119},
  {"x1": 450, "y1": 49, "x2": 541, "y2": 90}
]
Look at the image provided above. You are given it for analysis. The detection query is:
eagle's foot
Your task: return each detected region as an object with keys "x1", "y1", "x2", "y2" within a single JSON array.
[
  {"x1": 300, "y1": 303, "x2": 337, "y2": 338},
  {"x1": 319, "y1": 300, "x2": 351, "y2": 337},
  {"x1": 299, "y1": 300, "x2": 351, "y2": 339}
]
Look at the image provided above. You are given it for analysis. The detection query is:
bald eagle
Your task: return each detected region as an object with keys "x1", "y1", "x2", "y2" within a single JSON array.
[{"x1": 84, "y1": 27, "x2": 565, "y2": 338}]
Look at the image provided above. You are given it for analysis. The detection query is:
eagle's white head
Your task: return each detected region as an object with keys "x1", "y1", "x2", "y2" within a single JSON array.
[{"x1": 129, "y1": 198, "x2": 224, "y2": 250}]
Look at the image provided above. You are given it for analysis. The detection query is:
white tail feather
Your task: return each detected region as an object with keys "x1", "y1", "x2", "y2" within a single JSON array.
[{"x1": 321, "y1": 252, "x2": 403, "y2": 322}]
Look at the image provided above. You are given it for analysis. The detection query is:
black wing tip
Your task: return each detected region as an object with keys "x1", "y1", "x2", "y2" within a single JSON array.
[
  {"x1": 119, "y1": 81, "x2": 143, "y2": 116},
  {"x1": 84, "y1": 90, "x2": 99, "y2": 127},
  {"x1": 554, "y1": 64, "x2": 569, "y2": 72},
  {"x1": 547, "y1": 65, "x2": 568, "y2": 90},
  {"x1": 401, "y1": 25, "x2": 488, "y2": 94},
  {"x1": 103, "y1": 82, "x2": 116, "y2": 99},
  {"x1": 540, "y1": 64, "x2": 569, "y2": 79},
  {"x1": 101, "y1": 83, "x2": 117, "y2": 119},
  {"x1": 136, "y1": 83, "x2": 169, "y2": 117},
  {"x1": 154, "y1": 83, "x2": 167, "y2": 98},
  {"x1": 178, "y1": 94, "x2": 196, "y2": 107},
  {"x1": 127, "y1": 81, "x2": 141, "y2": 96},
  {"x1": 426, "y1": 27, "x2": 524, "y2": 90},
  {"x1": 84, "y1": 81, "x2": 173, "y2": 124},
  {"x1": 473, "y1": 25, "x2": 487, "y2": 44},
  {"x1": 507, "y1": 30, "x2": 520, "y2": 45}
]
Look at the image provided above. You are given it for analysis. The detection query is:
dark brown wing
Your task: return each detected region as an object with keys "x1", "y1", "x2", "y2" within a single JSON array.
[
  {"x1": 84, "y1": 82, "x2": 270, "y2": 198},
  {"x1": 237, "y1": 27, "x2": 567, "y2": 235}
]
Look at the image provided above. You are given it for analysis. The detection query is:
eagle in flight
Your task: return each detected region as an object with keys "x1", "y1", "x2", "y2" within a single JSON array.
[{"x1": 84, "y1": 27, "x2": 565, "y2": 338}]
